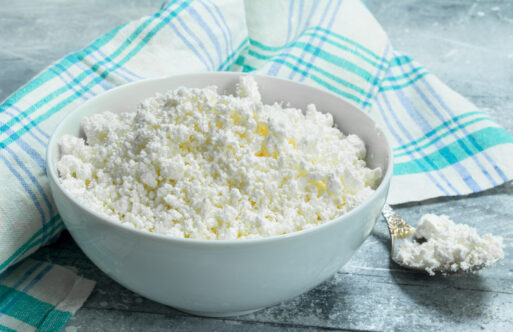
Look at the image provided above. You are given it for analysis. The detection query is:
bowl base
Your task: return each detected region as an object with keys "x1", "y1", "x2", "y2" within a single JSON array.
[{"x1": 177, "y1": 307, "x2": 265, "y2": 318}]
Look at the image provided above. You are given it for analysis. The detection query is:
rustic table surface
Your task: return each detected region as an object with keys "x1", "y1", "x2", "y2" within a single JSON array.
[{"x1": 1, "y1": 0, "x2": 512, "y2": 331}]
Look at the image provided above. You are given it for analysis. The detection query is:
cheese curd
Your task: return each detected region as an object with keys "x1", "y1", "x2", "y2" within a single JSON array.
[
  {"x1": 395, "y1": 214, "x2": 504, "y2": 275},
  {"x1": 58, "y1": 76, "x2": 381, "y2": 240}
]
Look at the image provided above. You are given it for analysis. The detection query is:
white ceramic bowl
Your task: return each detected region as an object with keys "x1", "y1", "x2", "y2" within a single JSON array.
[{"x1": 47, "y1": 73, "x2": 392, "y2": 317}]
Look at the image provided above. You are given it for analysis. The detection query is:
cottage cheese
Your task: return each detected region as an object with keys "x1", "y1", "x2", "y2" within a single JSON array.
[
  {"x1": 395, "y1": 214, "x2": 504, "y2": 275},
  {"x1": 58, "y1": 76, "x2": 381, "y2": 240}
]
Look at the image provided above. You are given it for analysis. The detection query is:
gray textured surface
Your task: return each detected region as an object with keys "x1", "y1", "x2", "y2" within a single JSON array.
[{"x1": 1, "y1": 0, "x2": 512, "y2": 331}]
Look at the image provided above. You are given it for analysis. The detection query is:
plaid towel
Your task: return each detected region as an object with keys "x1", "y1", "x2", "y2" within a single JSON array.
[
  {"x1": 1, "y1": 0, "x2": 512, "y2": 329},
  {"x1": 0, "y1": 259, "x2": 94, "y2": 331}
]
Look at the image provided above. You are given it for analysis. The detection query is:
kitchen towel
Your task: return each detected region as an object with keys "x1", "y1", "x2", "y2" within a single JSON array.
[
  {"x1": 0, "y1": 259, "x2": 94, "y2": 331},
  {"x1": 1, "y1": 0, "x2": 513, "y2": 328}
]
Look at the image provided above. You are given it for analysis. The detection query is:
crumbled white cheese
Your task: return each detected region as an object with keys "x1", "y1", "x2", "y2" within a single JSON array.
[
  {"x1": 57, "y1": 76, "x2": 381, "y2": 240},
  {"x1": 395, "y1": 214, "x2": 504, "y2": 275}
]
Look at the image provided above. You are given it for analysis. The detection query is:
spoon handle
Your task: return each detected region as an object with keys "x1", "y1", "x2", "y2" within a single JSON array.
[
  {"x1": 382, "y1": 203, "x2": 396, "y2": 220},
  {"x1": 382, "y1": 204, "x2": 415, "y2": 240}
]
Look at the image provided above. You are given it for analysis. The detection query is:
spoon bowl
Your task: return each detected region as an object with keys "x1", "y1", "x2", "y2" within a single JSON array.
[{"x1": 382, "y1": 204, "x2": 487, "y2": 275}]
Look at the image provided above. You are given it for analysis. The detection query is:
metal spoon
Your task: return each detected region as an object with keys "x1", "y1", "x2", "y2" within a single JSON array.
[{"x1": 381, "y1": 204, "x2": 485, "y2": 274}]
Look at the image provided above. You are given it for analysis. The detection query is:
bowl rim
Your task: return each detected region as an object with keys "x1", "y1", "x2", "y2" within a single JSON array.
[{"x1": 46, "y1": 72, "x2": 393, "y2": 247}]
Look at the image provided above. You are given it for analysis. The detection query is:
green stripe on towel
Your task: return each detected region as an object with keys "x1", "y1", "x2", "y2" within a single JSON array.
[{"x1": 394, "y1": 127, "x2": 513, "y2": 175}]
